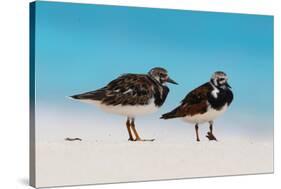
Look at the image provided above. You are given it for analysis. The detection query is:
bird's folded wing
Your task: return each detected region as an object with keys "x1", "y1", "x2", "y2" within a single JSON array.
[
  {"x1": 175, "y1": 82, "x2": 212, "y2": 117},
  {"x1": 98, "y1": 74, "x2": 154, "y2": 106}
]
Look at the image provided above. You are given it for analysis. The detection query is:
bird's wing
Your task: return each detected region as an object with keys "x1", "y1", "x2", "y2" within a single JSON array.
[
  {"x1": 99, "y1": 74, "x2": 155, "y2": 106},
  {"x1": 71, "y1": 74, "x2": 155, "y2": 106},
  {"x1": 161, "y1": 82, "x2": 212, "y2": 119},
  {"x1": 181, "y1": 82, "x2": 211, "y2": 105}
]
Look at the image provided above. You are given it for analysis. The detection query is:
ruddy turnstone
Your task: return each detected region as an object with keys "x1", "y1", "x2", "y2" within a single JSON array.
[
  {"x1": 70, "y1": 67, "x2": 177, "y2": 142},
  {"x1": 161, "y1": 71, "x2": 233, "y2": 142}
]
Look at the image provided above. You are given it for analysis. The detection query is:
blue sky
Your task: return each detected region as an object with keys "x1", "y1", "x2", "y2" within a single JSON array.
[{"x1": 34, "y1": 1, "x2": 273, "y2": 129}]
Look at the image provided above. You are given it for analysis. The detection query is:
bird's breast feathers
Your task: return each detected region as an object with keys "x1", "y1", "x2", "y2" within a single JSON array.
[{"x1": 182, "y1": 84, "x2": 232, "y2": 123}]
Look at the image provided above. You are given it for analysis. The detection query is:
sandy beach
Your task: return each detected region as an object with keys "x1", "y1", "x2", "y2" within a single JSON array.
[
  {"x1": 35, "y1": 135, "x2": 273, "y2": 187},
  {"x1": 33, "y1": 108, "x2": 274, "y2": 188}
]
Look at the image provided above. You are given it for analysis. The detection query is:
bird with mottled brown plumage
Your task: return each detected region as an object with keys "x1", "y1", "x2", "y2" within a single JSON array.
[{"x1": 70, "y1": 67, "x2": 177, "y2": 142}]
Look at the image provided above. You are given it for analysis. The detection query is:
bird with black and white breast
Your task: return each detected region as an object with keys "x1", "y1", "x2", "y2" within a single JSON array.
[
  {"x1": 161, "y1": 71, "x2": 233, "y2": 142},
  {"x1": 70, "y1": 67, "x2": 178, "y2": 142}
]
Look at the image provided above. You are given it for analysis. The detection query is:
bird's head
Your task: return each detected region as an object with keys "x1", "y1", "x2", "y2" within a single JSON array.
[
  {"x1": 148, "y1": 67, "x2": 178, "y2": 85},
  {"x1": 210, "y1": 71, "x2": 231, "y2": 89}
]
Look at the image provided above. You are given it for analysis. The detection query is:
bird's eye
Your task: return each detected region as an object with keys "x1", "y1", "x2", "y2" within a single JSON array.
[
  {"x1": 219, "y1": 78, "x2": 225, "y2": 81},
  {"x1": 161, "y1": 73, "x2": 167, "y2": 78}
]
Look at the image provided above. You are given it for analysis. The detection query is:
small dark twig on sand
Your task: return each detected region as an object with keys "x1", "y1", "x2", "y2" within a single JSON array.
[{"x1": 65, "y1": 137, "x2": 82, "y2": 141}]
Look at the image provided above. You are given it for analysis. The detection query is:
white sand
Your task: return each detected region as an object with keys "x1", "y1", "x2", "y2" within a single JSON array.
[
  {"x1": 34, "y1": 108, "x2": 273, "y2": 187},
  {"x1": 35, "y1": 137, "x2": 273, "y2": 188}
]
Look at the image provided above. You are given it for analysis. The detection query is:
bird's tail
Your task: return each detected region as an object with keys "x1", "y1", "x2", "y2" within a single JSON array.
[
  {"x1": 69, "y1": 89, "x2": 106, "y2": 101},
  {"x1": 69, "y1": 94, "x2": 82, "y2": 100},
  {"x1": 160, "y1": 107, "x2": 181, "y2": 119}
]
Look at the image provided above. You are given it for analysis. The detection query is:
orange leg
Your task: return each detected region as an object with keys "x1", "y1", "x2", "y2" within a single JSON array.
[
  {"x1": 130, "y1": 118, "x2": 155, "y2": 142},
  {"x1": 126, "y1": 118, "x2": 134, "y2": 141},
  {"x1": 130, "y1": 118, "x2": 141, "y2": 141}
]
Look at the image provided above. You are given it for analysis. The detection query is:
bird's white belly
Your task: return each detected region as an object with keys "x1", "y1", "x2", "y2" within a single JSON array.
[
  {"x1": 183, "y1": 104, "x2": 228, "y2": 124},
  {"x1": 78, "y1": 99, "x2": 159, "y2": 117}
]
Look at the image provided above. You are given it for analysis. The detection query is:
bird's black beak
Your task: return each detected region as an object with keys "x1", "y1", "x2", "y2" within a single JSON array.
[
  {"x1": 225, "y1": 82, "x2": 231, "y2": 89},
  {"x1": 166, "y1": 77, "x2": 178, "y2": 85}
]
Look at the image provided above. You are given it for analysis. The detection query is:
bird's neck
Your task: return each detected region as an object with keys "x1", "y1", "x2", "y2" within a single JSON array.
[
  {"x1": 147, "y1": 75, "x2": 169, "y2": 107},
  {"x1": 148, "y1": 75, "x2": 163, "y2": 87}
]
